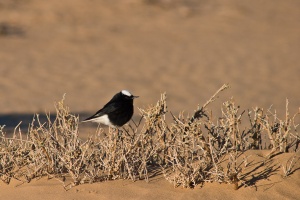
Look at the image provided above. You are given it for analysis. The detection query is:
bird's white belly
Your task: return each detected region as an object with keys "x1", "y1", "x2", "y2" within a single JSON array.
[{"x1": 90, "y1": 114, "x2": 115, "y2": 127}]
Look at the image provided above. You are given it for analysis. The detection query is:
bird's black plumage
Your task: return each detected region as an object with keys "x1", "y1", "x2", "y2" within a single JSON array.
[{"x1": 82, "y1": 90, "x2": 138, "y2": 127}]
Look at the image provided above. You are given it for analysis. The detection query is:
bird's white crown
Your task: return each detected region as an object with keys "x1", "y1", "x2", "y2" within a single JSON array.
[{"x1": 121, "y1": 90, "x2": 132, "y2": 97}]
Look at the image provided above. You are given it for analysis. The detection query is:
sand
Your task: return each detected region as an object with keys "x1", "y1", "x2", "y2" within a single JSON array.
[
  {"x1": 1, "y1": 151, "x2": 300, "y2": 200},
  {"x1": 0, "y1": 0, "x2": 300, "y2": 199}
]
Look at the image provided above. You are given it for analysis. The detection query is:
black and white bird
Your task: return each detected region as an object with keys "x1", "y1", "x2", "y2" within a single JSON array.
[{"x1": 82, "y1": 90, "x2": 138, "y2": 128}]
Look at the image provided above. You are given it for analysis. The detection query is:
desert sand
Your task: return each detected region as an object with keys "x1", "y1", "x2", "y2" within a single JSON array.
[
  {"x1": 1, "y1": 151, "x2": 300, "y2": 200},
  {"x1": 0, "y1": 0, "x2": 300, "y2": 199}
]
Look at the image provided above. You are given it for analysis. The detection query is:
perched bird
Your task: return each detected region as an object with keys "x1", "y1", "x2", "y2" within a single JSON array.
[{"x1": 82, "y1": 90, "x2": 138, "y2": 128}]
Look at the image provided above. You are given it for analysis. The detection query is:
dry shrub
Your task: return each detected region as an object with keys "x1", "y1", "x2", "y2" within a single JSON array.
[{"x1": 0, "y1": 85, "x2": 299, "y2": 190}]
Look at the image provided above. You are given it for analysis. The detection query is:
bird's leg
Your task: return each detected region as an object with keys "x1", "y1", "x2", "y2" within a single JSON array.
[{"x1": 109, "y1": 126, "x2": 123, "y2": 137}]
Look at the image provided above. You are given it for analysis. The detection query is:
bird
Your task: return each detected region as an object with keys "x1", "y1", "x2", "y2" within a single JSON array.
[{"x1": 82, "y1": 90, "x2": 138, "y2": 128}]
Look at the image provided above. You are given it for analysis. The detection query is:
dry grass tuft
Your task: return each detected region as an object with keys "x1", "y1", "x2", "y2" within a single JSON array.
[{"x1": 0, "y1": 84, "x2": 299, "y2": 190}]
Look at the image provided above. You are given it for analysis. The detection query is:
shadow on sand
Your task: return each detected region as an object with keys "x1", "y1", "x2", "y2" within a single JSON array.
[
  {"x1": 0, "y1": 112, "x2": 95, "y2": 134},
  {"x1": 0, "y1": 113, "x2": 142, "y2": 136}
]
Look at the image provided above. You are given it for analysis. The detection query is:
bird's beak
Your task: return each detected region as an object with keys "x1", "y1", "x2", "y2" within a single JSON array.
[{"x1": 133, "y1": 95, "x2": 139, "y2": 99}]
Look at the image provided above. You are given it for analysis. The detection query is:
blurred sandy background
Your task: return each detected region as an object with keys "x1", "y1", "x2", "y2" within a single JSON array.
[
  {"x1": 0, "y1": 1, "x2": 300, "y2": 199},
  {"x1": 1, "y1": 0, "x2": 299, "y2": 130}
]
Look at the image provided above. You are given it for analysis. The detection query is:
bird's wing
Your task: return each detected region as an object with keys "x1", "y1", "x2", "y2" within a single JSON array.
[{"x1": 83, "y1": 101, "x2": 121, "y2": 121}]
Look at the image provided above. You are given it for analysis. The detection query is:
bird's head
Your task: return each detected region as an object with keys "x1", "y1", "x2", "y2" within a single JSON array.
[{"x1": 121, "y1": 90, "x2": 139, "y2": 100}]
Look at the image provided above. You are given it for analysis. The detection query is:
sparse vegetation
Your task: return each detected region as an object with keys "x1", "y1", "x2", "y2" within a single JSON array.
[{"x1": 0, "y1": 84, "x2": 299, "y2": 190}]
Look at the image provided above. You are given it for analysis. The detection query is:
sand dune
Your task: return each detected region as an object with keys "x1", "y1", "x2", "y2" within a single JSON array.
[{"x1": 1, "y1": 151, "x2": 299, "y2": 200}]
